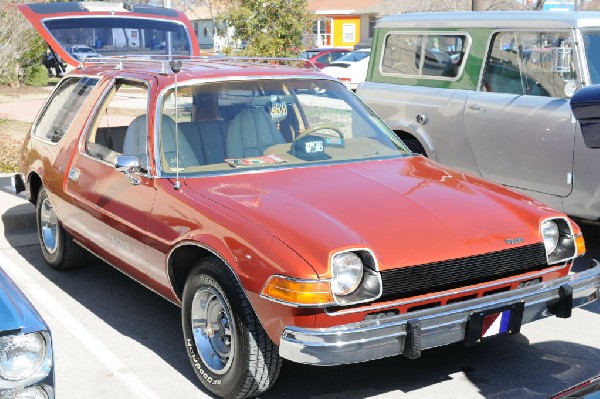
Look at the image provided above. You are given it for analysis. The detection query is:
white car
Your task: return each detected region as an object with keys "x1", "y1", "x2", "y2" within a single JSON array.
[
  {"x1": 67, "y1": 45, "x2": 101, "y2": 61},
  {"x1": 321, "y1": 49, "x2": 370, "y2": 90}
]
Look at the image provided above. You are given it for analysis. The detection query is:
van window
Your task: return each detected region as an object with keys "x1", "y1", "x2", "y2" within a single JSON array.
[
  {"x1": 33, "y1": 77, "x2": 98, "y2": 143},
  {"x1": 381, "y1": 33, "x2": 467, "y2": 79},
  {"x1": 482, "y1": 31, "x2": 575, "y2": 98}
]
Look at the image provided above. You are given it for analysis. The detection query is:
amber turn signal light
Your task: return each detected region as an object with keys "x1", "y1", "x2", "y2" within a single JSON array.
[{"x1": 261, "y1": 276, "x2": 334, "y2": 306}]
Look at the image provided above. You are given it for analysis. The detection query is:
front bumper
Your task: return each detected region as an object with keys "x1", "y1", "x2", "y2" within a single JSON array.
[{"x1": 279, "y1": 261, "x2": 600, "y2": 366}]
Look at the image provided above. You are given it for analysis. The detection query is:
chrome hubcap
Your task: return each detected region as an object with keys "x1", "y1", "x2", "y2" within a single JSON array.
[
  {"x1": 191, "y1": 286, "x2": 234, "y2": 375},
  {"x1": 40, "y1": 198, "x2": 58, "y2": 255}
]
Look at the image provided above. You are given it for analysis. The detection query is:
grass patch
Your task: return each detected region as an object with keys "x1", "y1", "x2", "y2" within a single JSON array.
[{"x1": 0, "y1": 119, "x2": 31, "y2": 173}]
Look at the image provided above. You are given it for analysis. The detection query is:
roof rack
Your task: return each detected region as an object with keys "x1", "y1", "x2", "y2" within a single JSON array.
[{"x1": 78, "y1": 55, "x2": 318, "y2": 74}]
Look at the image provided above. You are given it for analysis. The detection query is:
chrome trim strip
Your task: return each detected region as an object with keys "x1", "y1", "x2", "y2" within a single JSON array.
[{"x1": 280, "y1": 262, "x2": 600, "y2": 366}]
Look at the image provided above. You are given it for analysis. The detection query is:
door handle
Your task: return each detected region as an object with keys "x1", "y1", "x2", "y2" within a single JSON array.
[{"x1": 468, "y1": 104, "x2": 485, "y2": 112}]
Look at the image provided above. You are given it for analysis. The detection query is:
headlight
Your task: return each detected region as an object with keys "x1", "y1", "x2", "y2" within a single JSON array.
[
  {"x1": 541, "y1": 219, "x2": 560, "y2": 255},
  {"x1": 0, "y1": 333, "x2": 46, "y2": 381},
  {"x1": 541, "y1": 217, "x2": 583, "y2": 265},
  {"x1": 331, "y1": 252, "x2": 364, "y2": 296}
]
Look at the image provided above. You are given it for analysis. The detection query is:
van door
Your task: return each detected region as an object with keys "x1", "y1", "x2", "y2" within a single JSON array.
[{"x1": 464, "y1": 30, "x2": 576, "y2": 197}]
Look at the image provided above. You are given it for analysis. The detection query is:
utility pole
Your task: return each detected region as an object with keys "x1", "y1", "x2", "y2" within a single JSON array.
[{"x1": 472, "y1": 0, "x2": 484, "y2": 11}]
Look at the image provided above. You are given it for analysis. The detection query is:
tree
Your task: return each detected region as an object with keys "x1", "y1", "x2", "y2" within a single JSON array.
[
  {"x1": 226, "y1": 0, "x2": 309, "y2": 57},
  {"x1": 0, "y1": 1, "x2": 46, "y2": 86}
]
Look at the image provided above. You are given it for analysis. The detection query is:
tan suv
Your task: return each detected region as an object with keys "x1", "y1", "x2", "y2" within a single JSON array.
[{"x1": 358, "y1": 11, "x2": 600, "y2": 221}]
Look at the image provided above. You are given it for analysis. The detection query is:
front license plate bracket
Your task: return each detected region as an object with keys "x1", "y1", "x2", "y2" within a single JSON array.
[{"x1": 465, "y1": 302, "x2": 524, "y2": 347}]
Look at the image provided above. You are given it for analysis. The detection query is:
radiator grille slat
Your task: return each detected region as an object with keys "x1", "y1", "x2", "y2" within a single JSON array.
[{"x1": 380, "y1": 243, "x2": 548, "y2": 300}]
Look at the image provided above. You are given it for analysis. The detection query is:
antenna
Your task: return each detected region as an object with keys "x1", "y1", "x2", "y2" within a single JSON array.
[{"x1": 169, "y1": 60, "x2": 183, "y2": 190}]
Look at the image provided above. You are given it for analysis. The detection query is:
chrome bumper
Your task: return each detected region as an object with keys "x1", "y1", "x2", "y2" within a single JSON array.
[{"x1": 279, "y1": 261, "x2": 600, "y2": 365}]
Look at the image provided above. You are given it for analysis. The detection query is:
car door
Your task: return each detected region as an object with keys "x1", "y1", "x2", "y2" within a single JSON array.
[
  {"x1": 464, "y1": 30, "x2": 576, "y2": 197},
  {"x1": 63, "y1": 78, "x2": 158, "y2": 281}
]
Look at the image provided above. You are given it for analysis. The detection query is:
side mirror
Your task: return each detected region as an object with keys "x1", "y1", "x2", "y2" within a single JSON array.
[
  {"x1": 115, "y1": 155, "x2": 141, "y2": 185},
  {"x1": 570, "y1": 85, "x2": 600, "y2": 148}
]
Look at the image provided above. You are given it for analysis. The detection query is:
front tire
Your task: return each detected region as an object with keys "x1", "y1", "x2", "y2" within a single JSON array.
[
  {"x1": 36, "y1": 186, "x2": 87, "y2": 270},
  {"x1": 181, "y1": 258, "x2": 282, "y2": 399}
]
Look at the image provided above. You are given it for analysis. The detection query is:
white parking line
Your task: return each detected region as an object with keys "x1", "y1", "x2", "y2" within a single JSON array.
[{"x1": 0, "y1": 250, "x2": 161, "y2": 399}]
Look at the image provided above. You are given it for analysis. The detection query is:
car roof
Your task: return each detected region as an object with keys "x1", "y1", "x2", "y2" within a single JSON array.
[{"x1": 377, "y1": 11, "x2": 600, "y2": 29}]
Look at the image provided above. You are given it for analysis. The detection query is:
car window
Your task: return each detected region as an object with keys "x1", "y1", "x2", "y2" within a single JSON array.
[
  {"x1": 581, "y1": 30, "x2": 600, "y2": 84},
  {"x1": 330, "y1": 52, "x2": 348, "y2": 62},
  {"x1": 338, "y1": 51, "x2": 370, "y2": 63},
  {"x1": 482, "y1": 31, "x2": 575, "y2": 98},
  {"x1": 33, "y1": 77, "x2": 98, "y2": 143},
  {"x1": 157, "y1": 79, "x2": 409, "y2": 176},
  {"x1": 85, "y1": 81, "x2": 149, "y2": 169},
  {"x1": 42, "y1": 17, "x2": 192, "y2": 57},
  {"x1": 381, "y1": 33, "x2": 467, "y2": 79},
  {"x1": 316, "y1": 53, "x2": 331, "y2": 63}
]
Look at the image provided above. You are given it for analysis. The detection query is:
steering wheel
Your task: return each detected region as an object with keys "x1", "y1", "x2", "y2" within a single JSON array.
[{"x1": 294, "y1": 125, "x2": 344, "y2": 142}]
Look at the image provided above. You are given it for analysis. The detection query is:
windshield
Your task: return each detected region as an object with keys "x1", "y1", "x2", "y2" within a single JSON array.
[
  {"x1": 158, "y1": 79, "x2": 409, "y2": 176},
  {"x1": 337, "y1": 51, "x2": 370, "y2": 63},
  {"x1": 583, "y1": 30, "x2": 600, "y2": 84},
  {"x1": 300, "y1": 51, "x2": 320, "y2": 59}
]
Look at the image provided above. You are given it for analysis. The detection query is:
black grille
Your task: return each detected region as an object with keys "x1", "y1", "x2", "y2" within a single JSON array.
[{"x1": 380, "y1": 243, "x2": 548, "y2": 300}]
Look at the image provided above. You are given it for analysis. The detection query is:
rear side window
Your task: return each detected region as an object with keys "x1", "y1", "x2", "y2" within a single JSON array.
[
  {"x1": 33, "y1": 77, "x2": 98, "y2": 142},
  {"x1": 381, "y1": 32, "x2": 468, "y2": 79},
  {"x1": 482, "y1": 31, "x2": 575, "y2": 98}
]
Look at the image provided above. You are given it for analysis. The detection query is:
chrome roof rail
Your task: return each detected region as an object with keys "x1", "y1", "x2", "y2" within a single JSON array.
[{"x1": 77, "y1": 55, "x2": 319, "y2": 72}]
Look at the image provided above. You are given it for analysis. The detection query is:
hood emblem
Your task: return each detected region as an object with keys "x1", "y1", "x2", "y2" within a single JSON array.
[{"x1": 505, "y1": 237, "x2": 524, "y2": 245}]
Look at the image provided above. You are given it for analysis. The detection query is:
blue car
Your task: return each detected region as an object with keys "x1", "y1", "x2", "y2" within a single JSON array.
[{"x1": 0, "y1": 266, "x2": 54, "y2": 398}]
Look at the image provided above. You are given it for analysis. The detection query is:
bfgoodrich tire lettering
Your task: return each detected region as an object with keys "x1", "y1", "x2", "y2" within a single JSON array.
[
  {"x1": 182, "y1": 257, "x2": 282, "y2": 399},
  {"x1": 36, "y1": 186, "x2": 87, "y2": 270}
]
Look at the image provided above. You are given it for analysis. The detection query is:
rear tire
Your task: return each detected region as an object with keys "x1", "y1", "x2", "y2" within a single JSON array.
[
  {"x1": 181, "y1": 257, "x2": 282, "y2": 399},
  {"x1": 36, "y1": 186, "x2": 87, "y2": 270}
]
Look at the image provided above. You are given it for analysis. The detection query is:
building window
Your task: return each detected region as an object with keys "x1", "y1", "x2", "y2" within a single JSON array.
[{"x1": 343, "y1": 24, "x2": 355, "y2": 43}]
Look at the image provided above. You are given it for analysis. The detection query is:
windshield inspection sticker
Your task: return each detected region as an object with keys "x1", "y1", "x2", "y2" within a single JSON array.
[{"x1": 226, "y1": 154, "x2": 287, "y2": 168}]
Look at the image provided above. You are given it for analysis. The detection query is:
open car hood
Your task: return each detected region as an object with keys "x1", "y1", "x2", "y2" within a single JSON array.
[{"x1": 18, "y1": 2, "x2": 199, "y2": 67}]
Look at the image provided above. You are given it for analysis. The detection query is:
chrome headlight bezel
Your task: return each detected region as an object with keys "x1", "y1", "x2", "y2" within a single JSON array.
[
  {"x1": 330, "y1": 249, "x2": 382, "y2": 306},
  {"x1": 540, "y1": 217, "x2": 579, "y2": 265},
  {"x1": 0, "y1": 331, "x2": 53, "y2": 391}
]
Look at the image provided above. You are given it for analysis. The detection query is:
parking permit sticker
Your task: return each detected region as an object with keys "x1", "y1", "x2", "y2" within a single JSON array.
[{"x1": 268, "y1": 95, "x2": 287, "y2": 122}]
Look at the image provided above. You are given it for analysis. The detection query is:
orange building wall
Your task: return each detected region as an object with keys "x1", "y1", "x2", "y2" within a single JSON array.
[{"x1": 332, "y1": 16, "x2": 360, "y2": 47}]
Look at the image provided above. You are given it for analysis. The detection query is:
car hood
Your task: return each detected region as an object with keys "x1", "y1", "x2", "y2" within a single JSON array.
[
  {"x1": 18, "y1": 2, "x2": 199, "y2": 67},
  {"x1": 0, "y1": 267, "x2": 47, "y2": 334},
  {"x1": 184, "y1": 157, "x2": 552, "y2": 275}
]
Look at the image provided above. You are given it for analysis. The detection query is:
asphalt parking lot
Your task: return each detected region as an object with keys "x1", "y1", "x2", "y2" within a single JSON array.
[{"x1": 0, "y1": 173, "x2": 599, "y2": 399}]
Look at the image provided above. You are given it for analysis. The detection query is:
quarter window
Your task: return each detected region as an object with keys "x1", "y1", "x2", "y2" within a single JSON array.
[
  {"x1": 33, "y1": 77, "x2": 98, "y2": 142},
  {"x1": 382, "y1": 33, "x2": 467, "y2": 78},
  {"x1": 482, "y1": 31, "x2": 575, "y2": 98}
]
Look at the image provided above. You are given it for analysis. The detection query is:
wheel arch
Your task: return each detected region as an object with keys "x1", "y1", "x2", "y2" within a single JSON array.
[
  {"x1": 27, "y1": 171, "x2": 42, "y2": 205},
  {"x1": 393, "y1": 127, "x2": 435, "y2": 158},
  {"x1": 168, "y1": 241, "x2": 239, "y2": 302}
]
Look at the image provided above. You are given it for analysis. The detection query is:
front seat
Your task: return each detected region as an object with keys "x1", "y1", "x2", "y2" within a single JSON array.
[
  {"x1": 226, "y1": 108, "x2": 285, "y2": 158},
  {"x1": 123, "y1": 114, "x2": 199, "y2": 172}
]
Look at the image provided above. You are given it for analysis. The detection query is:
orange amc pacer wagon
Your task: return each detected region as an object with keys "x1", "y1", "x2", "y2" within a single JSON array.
[{"x1": 12, "y1": 3, "x2": 600, "y2": 399}]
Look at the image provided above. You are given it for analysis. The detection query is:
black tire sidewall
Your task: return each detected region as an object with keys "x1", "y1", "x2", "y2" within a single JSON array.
[{"x1": 181, "y1": 265, "x2": 249, "y2": 399}]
